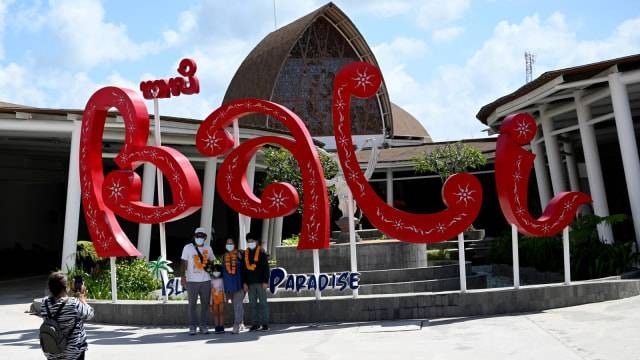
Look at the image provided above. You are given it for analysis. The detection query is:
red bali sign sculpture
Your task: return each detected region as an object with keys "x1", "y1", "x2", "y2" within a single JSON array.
[
  {"x1": 79, "y1": 87, "x2": 202, "y2": 257},
  {"x1": 495, "y1": 112, "x2": 591, "y2": 236},
  {"x1": 79, "y1": 60, "x2": 591, "y2": 257},
  {"x1": 195, "y1": 99, "x2": 331, "y2": 250}
]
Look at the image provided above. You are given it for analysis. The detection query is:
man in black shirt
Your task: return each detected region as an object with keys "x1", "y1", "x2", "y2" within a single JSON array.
[{"x1": 242, "y1": 233, "x2": 270, "y2": 331}]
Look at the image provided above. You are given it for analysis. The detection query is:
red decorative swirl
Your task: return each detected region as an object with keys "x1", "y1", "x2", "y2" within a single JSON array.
[
  {"x1": 332, "y1": 62, "x2": 483, "y2": 243},
  {"x1": 79, "y1": 87, "x2": 202, "y2": 257},
  {"x1": 195, "y1": 99, "x2": 330, "y2": 250},
  {"x1": 495, "y1": 112, "x2": 591, "y2": 236}
]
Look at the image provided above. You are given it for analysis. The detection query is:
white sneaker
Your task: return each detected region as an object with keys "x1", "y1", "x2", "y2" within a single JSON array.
[
  {"x1": 189, "y1": 327, "x2": 197, "y2": 335},
  {"x1": 232, "y1": 324, "x2": 240, "y2": 334},
  {"x1": 199, "y1": 326, "x2": 209, "y2": 334}
]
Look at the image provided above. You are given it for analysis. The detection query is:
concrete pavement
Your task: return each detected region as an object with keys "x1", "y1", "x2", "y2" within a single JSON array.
[{"x1": 2, "y1": 276, "x2": 639, "y2": 360}]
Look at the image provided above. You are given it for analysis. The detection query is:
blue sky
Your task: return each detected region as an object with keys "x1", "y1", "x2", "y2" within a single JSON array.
[{"x1": 0, "y1": 0, "x2": 638, "y2": 140}]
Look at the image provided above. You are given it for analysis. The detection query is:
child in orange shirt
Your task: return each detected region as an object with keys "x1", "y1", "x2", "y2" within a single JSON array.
[{"x1": 210, "y1": 264, "x2": 225, "y2": 334}]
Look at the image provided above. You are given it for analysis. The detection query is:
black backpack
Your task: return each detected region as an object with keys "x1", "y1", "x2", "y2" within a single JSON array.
[{"x1": 39, "y1": 298, "x2": 77, "y2": 355}]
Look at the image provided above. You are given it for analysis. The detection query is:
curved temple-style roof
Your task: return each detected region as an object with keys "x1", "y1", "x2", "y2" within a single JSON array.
[
  {"x1": 391, "y1": 103, "x2": 432, "y2": 141},
  {"x1": 223, "y1": 2, "x2": 394, "y2": 137}
]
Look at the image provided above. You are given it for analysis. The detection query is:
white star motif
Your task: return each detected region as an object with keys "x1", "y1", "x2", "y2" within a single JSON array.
[
  {"x1": 454, "y1": 184, "x2": 476, "y2": 206},
  {"x1": 268, "y1": 190, "x2": 288, "y2": 211},
  {"x1": 512, "y1": 173, "x2": 523, "y2": 183},
  {"x1": 308, "y1": 232, "x2": 319, "y2": 243},
  {"x1": 352, "y1": 68, "x2": 373, "y2": 90},
  {"x1": 542, "y1": 224, "x2": 551, "y2": 233},
  {"x1": 393, "y1": 219, "x2": 404, "y2": 230},
  {"x1": 436, "y1": 223, "x2": 446, "y2": 233},
  {"x1": 514, "y1": 120, "x2": 532, "y2": 139},
  {"x1": 107, "y1": 180, "x2": 125, "y2": 200},
  {"x1": 203, "y1": 134, "x2": 221, "y2": 150},
  {"x1": 335, "y1": 99, "x2": 346, "y2": 111}
]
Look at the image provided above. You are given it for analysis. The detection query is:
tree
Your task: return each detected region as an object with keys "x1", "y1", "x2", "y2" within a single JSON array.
[
  {"x1": 261, "y1": 147, "x2": 338, "y2": 213},
  {"x1": 412, "y1": 142, "x2": 487, "y2": 181}
]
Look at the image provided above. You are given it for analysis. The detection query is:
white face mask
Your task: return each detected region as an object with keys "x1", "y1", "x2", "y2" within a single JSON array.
[
  {"x1": 225, "y1": 244, "x2": 234, "y2": 252},
  {"x1": 194, "y1": 238, "x2": 205, "y2": 246},
  {"x1": 247, "y1": 242, "x2": 257, "y2": 250},
  {"x1": 212, "y1": 271, "x2": 221, "y2": 278}
]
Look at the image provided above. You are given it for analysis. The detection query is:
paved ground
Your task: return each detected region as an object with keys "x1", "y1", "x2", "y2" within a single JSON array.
[{"x1": 2, "y1": 276, "x2": 639, "y2": 360}]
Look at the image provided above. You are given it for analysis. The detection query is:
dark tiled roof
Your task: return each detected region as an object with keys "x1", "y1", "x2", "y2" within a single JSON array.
[
  {"x1": 356, "y1": 138, "x2": 497, "y2": 164},
  {"x1": 476, "y1": 53, "x2": 640, "y2": 124}
]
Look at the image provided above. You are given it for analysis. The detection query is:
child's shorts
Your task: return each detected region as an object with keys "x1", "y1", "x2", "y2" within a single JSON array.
[{"x1": 212, "y1": 289, "x2": 224, "y2": 305}]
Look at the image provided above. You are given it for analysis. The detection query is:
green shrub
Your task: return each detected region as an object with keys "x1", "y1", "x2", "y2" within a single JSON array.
[
  {"x1": 282, "y1": 234, "x2": 300, "y2": 247},
  {"x1": 412, "y1": 142, "x2": 487, "y2": 181},
  {"x1": 488, "y1": 214, "x2": 637, "y2": 280},
  {"x1": 68, "y1": 258, "x2": 161, "y2": 300},
  {"x1": 427, "y1": 248, "x2": 450, "y2": 261}
]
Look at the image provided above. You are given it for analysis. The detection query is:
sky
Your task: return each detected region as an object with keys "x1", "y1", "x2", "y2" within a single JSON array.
[{"x1": 0, "y1": 0, "x2": 638, "y2": 141}]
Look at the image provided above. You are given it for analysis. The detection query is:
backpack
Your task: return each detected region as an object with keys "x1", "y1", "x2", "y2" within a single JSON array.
[{"x1": 39, "y1": 298, "x2": 77, "y2": 355}]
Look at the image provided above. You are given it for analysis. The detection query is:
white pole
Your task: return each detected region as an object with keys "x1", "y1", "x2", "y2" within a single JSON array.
[
  {"x1": 347, "y1": 190, "x2": 358, "y2": 298},
  {"x1": 458, "y1": 232, "x2": 467, "y2": 293},
  {"x1": 609, "y1": 73, "x2": 640, "y2": 249},
  {"x1": 153, "y1": 98, "x2": 167, "y2": 261},
  {"x1": 232, "y1": 120, "x2": 249, "y2": 250},
  {"x1": 540, "y1": 107, "x2": 568, "y2": 194},
  {"x1": 531, "y1": 133, "x2": 552, "y2": 209},
  {"x1": 575, "y1": 92, "x2": 614, "y2": 243},
  {"x1": 137, "y1": 163, "x2": 156, "y2": 258},
  {"x1": 563, "y1": 226, "x2": 571, "y2": 285},
  {"x1": 261, "y1": 218, "x2": 271, "y2": 255},
  {"x1": 61, "y1": 120, "x2": 82, "y2": 272},
  {"x1": 110, "y1": 256, "x2": 117, "y2": 303},
  {"x1": 313, "y1": 249, "x2": 321, "y2": 300},
  {"x1": 200, "y1": 157, "x2": 217, "y2": 248},
  {"x1": 511, "y1": 224, "x2": 520, "y2": 289}
]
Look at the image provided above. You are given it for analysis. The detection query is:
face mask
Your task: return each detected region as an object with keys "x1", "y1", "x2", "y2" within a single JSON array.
[
  {"x1": 194, "y1": 238, "x2": 205, "y2": 246},
  {"x1": 247, "y1": 242, "x2": 257, "y2": 250},
  {"x1": 212, "y1": 271, "x2": 221, "y2": 278},
  {"x1": 225, "y1": 244, "x2": 234, "y2": 252}
]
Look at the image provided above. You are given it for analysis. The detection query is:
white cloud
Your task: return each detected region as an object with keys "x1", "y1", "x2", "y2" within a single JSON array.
[
  {"x1": 416, "y1": 0, "x2": 470, "y2": 30},
  {"x1": 380, "y1": 13, "x2": 640, "y2": 141},
  {"x1": 432, "y1": 26, "x2": 465, "y2": 43},
  {"x1": 45, "y1": 0, "x2": 165, "y2": 68}
]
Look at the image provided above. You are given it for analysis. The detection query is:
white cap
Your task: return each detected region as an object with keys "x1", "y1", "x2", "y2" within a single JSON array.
[{"x1": 194, "y1": 227, "x2": 207, "y2": 238}]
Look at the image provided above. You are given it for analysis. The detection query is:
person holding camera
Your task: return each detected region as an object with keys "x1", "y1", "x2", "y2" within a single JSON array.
[
  {"x1": 181, "y1": 227, "x2": 215, "y2": 335},
  {"x1": 39, "y1": 271, "x2": 94, "y2": 360}
]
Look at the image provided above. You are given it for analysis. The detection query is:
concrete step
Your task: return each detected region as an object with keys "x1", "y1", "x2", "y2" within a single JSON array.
[{"x1": 356, "y1": 262, "x2": 472, "y2": 285}]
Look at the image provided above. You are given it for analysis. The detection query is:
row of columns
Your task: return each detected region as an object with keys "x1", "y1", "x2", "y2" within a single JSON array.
[{"x1": 532, "y1": 72, "x2": 640, "y2": 246}]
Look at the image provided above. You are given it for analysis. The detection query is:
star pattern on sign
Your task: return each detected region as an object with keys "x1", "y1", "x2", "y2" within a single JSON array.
[
  {"x1": 335, "y1": 99, "x2": 346, "y2": 111},
  {"x1": 436, "y1": 223, "x2": 446, "y2": 233},
  {"x1": 352, "y1": 68, "x2": 373, "y2": 90},
  {"x1": 454, "y1": 184, "x2": 476, "y2": 206},
  {"x1": 203, "y1": 134, "x2": 222, "y2": 150},
  {"x1": 268, "y1": 190, "x2": 288, "y2": 211},
  {"x1": 514, "y1": 119, "x2": 532, "y2": 139},
  {"x1": 307, "y1": 232, "x2": 319, "y2": 243},
  {"x1": 542, "y1": 224, "x2": 551, "y2": 233},
  {"x1": 239, "y1": 199, "x2": 249, "y2": 209},
  {"x1": 512, "y1": 173, "x2": 523, "y2": 183},
  {"x1": 393, "y1": 219, "x2": 404, "y2": 230},
  {"x1": 107, "y1": 180, "x2": 125, "y2": 200}
]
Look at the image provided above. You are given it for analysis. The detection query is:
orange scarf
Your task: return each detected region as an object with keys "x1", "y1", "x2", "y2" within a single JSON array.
[
  {"x1": 244, "y1": 246, "x2": 261, "y2": 271},
  {"x1": 224, "y1": 250, "x2": 237, "y2": 275}
]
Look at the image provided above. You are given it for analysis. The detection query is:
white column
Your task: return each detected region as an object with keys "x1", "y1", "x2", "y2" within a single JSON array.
[
  {"x1": 61, "y1": 121, "x2": 82, "y2": 272},
  {"x1": 457, "y1": 233, "x2": 467, "y2": 293},
  {"x1": 563, "y1": 142, "x2": 580, "y2": 192},
  {"x1": 575, "y1": 92, "x2": 614, "y2": 243},
  {"x1": 348, "y1": 189, "x2": 358, "y2": 298},
  {"x1": 540, "y1": 108, "x2": 568, "y2": 194},
  {"x1": 385, "y1": 168, "x2": 393, "y2": 206},
  {"x1": 200, "y1": 158, "x2": 217, "y2": 248},
  {"x1": 272, "y1": 217, "x2": 283, "y2": 249},
  {"x1": 511, "y1": 224, "x2": 520, "y2": 289},
  {"x1": 238, "y1": 155, "x2": 256, "y2": 249},
  {"x1": 609, "y1": 73, "x2": 640, "y2": 248},
  {"x1": 137, "y1": 163, "x2": 156, "y2": 259},
  {"x1": 531, "y1": 133, "x2": 552, "y2": 208},
  {"x1": 261, "y1": 218, "x2": 271, "y2": 254}
]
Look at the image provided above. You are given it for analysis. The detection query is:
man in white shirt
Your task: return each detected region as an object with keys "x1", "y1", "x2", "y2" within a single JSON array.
[{"x1": 181, "y1": 227, "x2": 215, "y2": 335}]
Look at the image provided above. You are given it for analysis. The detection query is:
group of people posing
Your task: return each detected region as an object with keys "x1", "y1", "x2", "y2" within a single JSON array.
[{"x1": 180, "y1": 227, "x2": 270, "y2": 335}]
